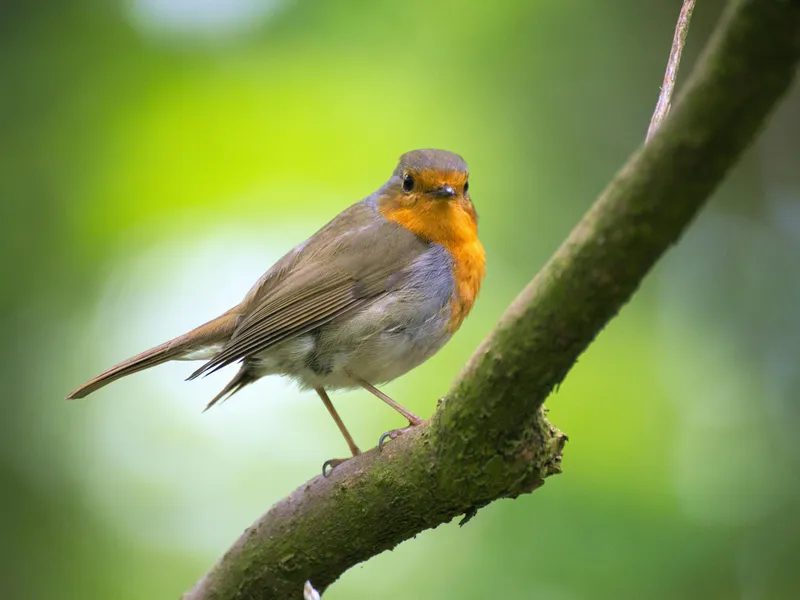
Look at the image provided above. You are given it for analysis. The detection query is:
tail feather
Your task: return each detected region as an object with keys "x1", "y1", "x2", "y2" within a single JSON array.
[
  {"x1": 66, "y1": 309, "x2": 240, "y2": 399},
  {"x1": 66, "y1": 340, "x2": 184, "y2": 399},
  {"x1": 202, "y1": 366, "x2": 256, "y2": 412}
]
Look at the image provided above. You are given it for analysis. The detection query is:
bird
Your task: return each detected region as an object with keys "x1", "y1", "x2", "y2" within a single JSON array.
[{"x1": 67, "y1": 149, "x2": 486, "y2": 473}]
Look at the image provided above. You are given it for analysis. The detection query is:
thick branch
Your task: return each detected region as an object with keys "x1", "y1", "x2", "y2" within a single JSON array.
[{"x1": 185, "y1": 1, "x2": 800, "y2": 598}]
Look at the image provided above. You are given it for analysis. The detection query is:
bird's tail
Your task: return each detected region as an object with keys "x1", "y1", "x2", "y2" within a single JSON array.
[
  {"x1": 202, "y1": 366, "x2": 257, "y2": 412},
  {"x1": 66, "y1": 308, "x2": 240, "y2": 399}
]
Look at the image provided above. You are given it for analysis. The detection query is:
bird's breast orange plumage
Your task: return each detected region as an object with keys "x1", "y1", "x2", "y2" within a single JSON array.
[{"x1": 378, "y1": 169, "x2": 485, "y2": 332}]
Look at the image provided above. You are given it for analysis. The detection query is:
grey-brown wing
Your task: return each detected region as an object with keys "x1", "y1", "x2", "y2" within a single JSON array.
[{"x1": 189, "y1": 214, "x2": 428, "y2": 379}]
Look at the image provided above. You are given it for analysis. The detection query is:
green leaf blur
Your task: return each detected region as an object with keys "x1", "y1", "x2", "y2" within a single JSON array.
[{"x1": 2, "y1": 1, "x2": 799, "y2": 598}]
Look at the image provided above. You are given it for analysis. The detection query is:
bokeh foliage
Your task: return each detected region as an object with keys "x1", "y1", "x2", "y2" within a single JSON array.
[{"x1": 2, "y1": 1, "x2": 799, "y2": 598}]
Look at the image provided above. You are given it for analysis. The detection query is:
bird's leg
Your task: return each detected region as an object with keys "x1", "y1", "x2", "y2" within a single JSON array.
[
  {"x1": 316, "y1": 387, "x2": 361, "y2": 477},
  {"x1": 317, "y1": 387, "x2": 361, "y2": 456},
  {"x1": 346, "y1": 372, "x2": 423, "y2": 448},
  {"x1": 348, "y1": 373, "x2": 423, "y2": 425}
]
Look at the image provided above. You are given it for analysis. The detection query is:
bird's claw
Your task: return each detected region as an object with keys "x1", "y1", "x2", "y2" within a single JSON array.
[
  {"x1": 322, "y1": 458, "x2": 349, "y2": 477},
  {"x1": 378, "y1": 424, "x2": 417, "y2": 450},
  {"x1": 378, "y1": 431, "x2": 395, "y2": 449}
]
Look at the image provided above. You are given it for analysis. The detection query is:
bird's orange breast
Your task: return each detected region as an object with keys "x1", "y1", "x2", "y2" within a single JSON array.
[{"x1": 379, "y1": 199, "x2": 486, "y2": 332}]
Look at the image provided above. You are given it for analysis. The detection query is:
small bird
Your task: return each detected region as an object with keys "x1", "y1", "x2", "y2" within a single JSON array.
[{"x1": 67, "y1": 149, "x2": 485, "y2": 472}]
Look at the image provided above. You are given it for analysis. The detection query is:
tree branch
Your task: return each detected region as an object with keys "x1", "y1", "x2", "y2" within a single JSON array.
[
  {"x1": 647, "y1": 0, "x2": 696, "y2": 141},
  {"x1": 184, "y1": 1, "x2": 800, "y2": 598}
]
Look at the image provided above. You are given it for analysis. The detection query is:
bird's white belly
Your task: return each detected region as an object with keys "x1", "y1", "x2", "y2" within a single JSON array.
[
  {"x1": 249, "y1": 299, "x2": 452, "y2": 391},
  {"x1": 250, "y1": 331, "x2": 448, "y2": 390}
]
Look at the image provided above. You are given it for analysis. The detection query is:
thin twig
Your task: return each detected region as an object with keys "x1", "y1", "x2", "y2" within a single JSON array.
[{"x1": 647, "y1": 0, "x2": 697, "y2": 141}]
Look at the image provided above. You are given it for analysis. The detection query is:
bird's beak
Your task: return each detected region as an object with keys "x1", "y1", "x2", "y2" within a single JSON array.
[{"x1": 431, "y1": 185, "x2": 457, "y2": 198}]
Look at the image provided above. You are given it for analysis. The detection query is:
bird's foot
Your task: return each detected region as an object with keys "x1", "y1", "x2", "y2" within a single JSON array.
[
  {"x1": 321, "y1": 445, "x2": 361, "y2": 477},
  {"x1": 322, "y1": 457, "x2": 350, "y2": 477},
  {"x1": 378, "y1": 421, "x2": 420, "y2": 450}
]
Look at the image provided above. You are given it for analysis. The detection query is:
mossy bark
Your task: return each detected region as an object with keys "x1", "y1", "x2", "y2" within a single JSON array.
[{"x1": 185, "y1": 1, "x2": 800, "y2": 598}]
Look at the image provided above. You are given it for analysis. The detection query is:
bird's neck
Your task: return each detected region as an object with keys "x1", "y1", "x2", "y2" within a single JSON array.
[{"x1": 379, "y1": 199, "x2": 486, "y2": 332}]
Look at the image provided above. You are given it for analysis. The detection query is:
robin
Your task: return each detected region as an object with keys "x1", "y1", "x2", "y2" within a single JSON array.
[{"x1": 67, "y1": 149, "x2": 486, "y2": 473}]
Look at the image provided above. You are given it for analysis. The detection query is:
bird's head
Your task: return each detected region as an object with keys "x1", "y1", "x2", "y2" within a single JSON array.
[{"x1": 377, "y1": 149, "x2": 477, "y2": 243}]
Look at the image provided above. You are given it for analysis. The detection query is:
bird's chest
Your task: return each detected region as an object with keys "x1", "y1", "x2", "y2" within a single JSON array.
[
  {"x1": 378, "y1": 202, "x2": 486, "y2": 334},
  {"x1": 446, "y1": 239, "x2": 486, "y2": 332},
  {"x1": 310, "y1": 249, "x2": 455, "y2": 384},
  {"x1": 336, "y1": 294, "x2": 453, "y2": 384}
]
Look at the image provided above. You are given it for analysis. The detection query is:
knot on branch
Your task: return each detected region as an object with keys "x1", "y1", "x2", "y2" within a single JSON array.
[
  {"x1": 499, "y1": 407, "x2": 567, "y2": 498},
  {"x1": 430, "y1": 404, "x2": 567, "y2": 504}
]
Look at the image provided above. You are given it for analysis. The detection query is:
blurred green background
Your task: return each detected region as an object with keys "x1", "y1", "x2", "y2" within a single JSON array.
[{"x1": 2, "y1": 1, "x2": 799, "y2": 598}]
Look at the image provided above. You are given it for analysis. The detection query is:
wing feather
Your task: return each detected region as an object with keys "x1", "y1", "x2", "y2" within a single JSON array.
[{"x1": 188, "y1": 207, "x2": 430, "y2": 380}]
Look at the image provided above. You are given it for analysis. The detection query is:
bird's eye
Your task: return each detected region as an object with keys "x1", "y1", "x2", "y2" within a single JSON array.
[
  {"x1": 402, "y1": 173, "x2": 415, "y2": 193},
  {"x1": 464, "y1": 181, "x2": 469, "y2": 194}
]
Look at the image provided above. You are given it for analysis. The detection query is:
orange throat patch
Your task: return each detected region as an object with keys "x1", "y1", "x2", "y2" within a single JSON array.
[{"x1": 379, "y1": 198, "x2": 486, "y2": 332}]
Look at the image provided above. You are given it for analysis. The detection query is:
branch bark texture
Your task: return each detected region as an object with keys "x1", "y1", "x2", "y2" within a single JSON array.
[{"x1": 185, "y1": 1, "x2": 800, "y2": 597}]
